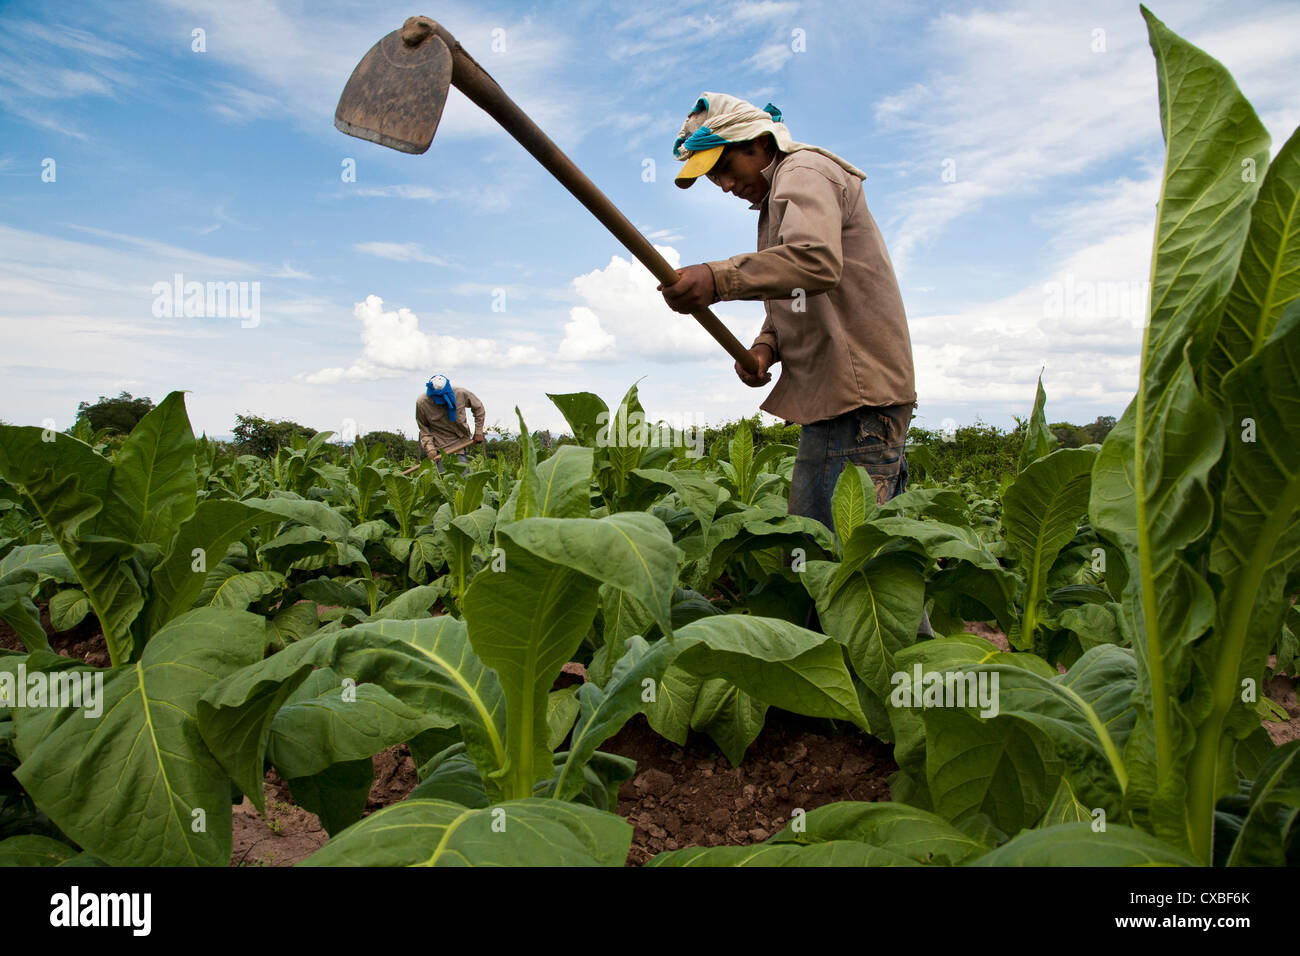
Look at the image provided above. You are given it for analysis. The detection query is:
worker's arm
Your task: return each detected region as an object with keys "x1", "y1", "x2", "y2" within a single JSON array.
[
  {"x1": 707, "y1": 162, "x2": 845, "y2": 301},
  {"x1": 465, "y1": 390, "x2": 486, "y2": 441}
]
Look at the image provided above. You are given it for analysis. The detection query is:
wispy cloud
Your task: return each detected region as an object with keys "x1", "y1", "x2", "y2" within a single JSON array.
[{"x1": 353, "y1": 242, "x2": 452, "y2": 267}]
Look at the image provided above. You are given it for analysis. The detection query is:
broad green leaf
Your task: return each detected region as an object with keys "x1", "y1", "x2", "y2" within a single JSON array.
[
  {"x1": 383, "y1": 472, "x2": 418, "y2": 537},
  {"x1": 463, "y1": 542, "x2": 599, "y2": 799},
  {"x1": 497, "y1": 408, "x2": 541, "y2": 525},
  {"x1": 370, "y1": 583, "x2": 444, "y2": 620},
  {"x1": 0, "y1": 426, "x2": 141, "y2": 664},
  {"x1": 14, "y1": 607, "x2": 267, "y2": 866},
  {"x1": 49, "y1": 587, "x2": 90, "y2": 631},
  {"x1": 647, "y1": 841, "x2": 920, "y2": 866},
  {"x1": 195, "y1": 568, "x2": 286, "y2": 611},
  {"x1": 555, "y1": 636, "x2": 679, "y2": 800},
  {"x1": 728, "y1": 419, "x2": 754, "y2": 502},
  {"x1": 643, "y1": 660, "x2": 706, "y2": 746},
  {"x1": 200, "y1": 616, "x2": 507, "y2": 806},
  {"x1": 672, "y1": 615, "x2": 868, "y2": 727},
  {"x1": 265, "y1": 601, "x2": 320, "y2": 649},
  {"x1": 1003, "y1": 447, "x2": 1097, "y2": 649},
  {"x1": 1188, "y1": 303, "x2": 1300, "y2": 854},
  {"x1": 536, "y1": 445, "x2": 595, "y2": 518},
  {"x1": 590, "y1": 583, "x2": 657, "y2": 685},
  {"x1": 410, "y1": 749, "x2": 491, "y2": 807},
  {"x1": 632, "y1": 467, "x2": 728, "y2": 539},
  {"x1": 830, "y1": 464, "x2": 874, "y2": 545},
  {"x1": 546, "y1": 686, "x2": 581, "y2": 751},
  {"x1": 769, "y1": 800, "x2": 990, "y2": 865},
  {"x1": 0, "y1": 570, "x2": 48, "y2": 651},
  {"x1": 806, "y1": 553, "x2": 925, "y2": 736},
  {"x1": 1227, "y1": 740, "x2": 1300, "y2": 865},
  {"x1": 286, "y1": 757, "x2": 373, "y2": 837},
  {"x1": 969, "y1": 822, "x2": 1198, "y2": 866},
  {"x1": 889, "y1": 637, "x2": 1058, "y2": 808},
  {"x1": 641, "y1": 662, "x2": 768, "y2": 766},
  {"x1": 243, "y1": 496, "x2": 353, "y2": 542},
  {"x1": 98, "y1": 391, "x2": 197, "y2": 550},
  {"x1": 546, "y1": 391, "x2": 610, "y2": 447},
  {"x1": 605, "y1": 383, "x2": 647, "y2": 496},
  {"x1": 498, "y1": 512, "x2": 678, "y2": 639},
  {"x1": 0, "y1": 834, "x2": 79, "y2": 867},
  {"x1": 689, "y1": 678, "x2": 768, "y2": 766},
  {"x1": 921, "y1": 708, "x2": 1063, "y2": 833},
  {"x1": 1040, "y1": 778, "x2": 1094, "y2": 827},
  {"x1": 300, "y1": 798, "x2": 632, "y2": 866},
  {"x1": 1089, "y1": 9, "x2": 1269, "y2": 855},
  {"x1": 267, "y1": 667, "x2": 441, "y2": 779},
  {"x1": 0, "y1": 543, "x2": 76, "y2": 583},
  {"x1": 1203, "y1": 124, "x2": 1300, "y2": 405},
  {"x1": 1017, "y1": 374, "x2": 1058, "y2": 472},
  {"x1": 296, "y1": 576, "x2": 370, "y2": 609},
  {"x1": 1059, "y1": 602, "x2": 1122, "y2": 651}
]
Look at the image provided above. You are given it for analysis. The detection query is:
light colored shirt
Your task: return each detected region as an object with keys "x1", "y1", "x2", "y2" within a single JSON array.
[
  {"x1": 416, "y1": 387, "x2": 485, "y2": 455},
  {"x1": 705, "y1": 149, "x2": 917, "y2": 425}
]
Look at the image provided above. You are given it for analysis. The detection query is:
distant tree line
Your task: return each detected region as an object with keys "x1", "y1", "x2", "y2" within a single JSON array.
[{"x1": 66, "y1": 393, "x2": 1118, "y2": 484}]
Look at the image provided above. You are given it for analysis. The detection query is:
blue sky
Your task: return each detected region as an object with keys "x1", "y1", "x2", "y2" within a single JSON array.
[{"x1": 2, "y1": 0, "x2": 1298, "y2": 442}]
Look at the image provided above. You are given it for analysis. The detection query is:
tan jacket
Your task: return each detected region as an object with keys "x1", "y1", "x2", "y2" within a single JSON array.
[
  {"x1": 706, "y1": 149, "x2": 917, "y2": 425},
  {"x1": 416, "y1": 387, "x2": 485, "y2": 455}
]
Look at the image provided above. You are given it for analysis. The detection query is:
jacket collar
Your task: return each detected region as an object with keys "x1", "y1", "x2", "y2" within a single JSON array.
[{"x1": 749, "y1": 151, "x2": 783, "y2": 210}]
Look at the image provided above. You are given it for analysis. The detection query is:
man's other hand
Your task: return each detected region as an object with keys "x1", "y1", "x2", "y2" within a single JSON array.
[
  {"x1": 657, "y1": 264, "x2": 717, "y2": 314},
  {"x1": 473, "y1": 432, "x2": 485, "y2": 444},
  {"x1": 735, "y1": 344, "x2": 774, "y2": 387}
]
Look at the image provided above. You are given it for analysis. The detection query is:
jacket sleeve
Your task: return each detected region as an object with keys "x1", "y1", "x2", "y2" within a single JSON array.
[
  {"x1": 706, "y1": 162, "x2": 845, "y2": 301},
  {"x1": 752, "y1": 307, "x2": 781, "y2": 362},
  {"x1": 465, "y1": 391, "x2": 486, "y2": 433}
]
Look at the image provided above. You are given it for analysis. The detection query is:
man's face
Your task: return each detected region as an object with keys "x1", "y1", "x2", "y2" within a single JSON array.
[{"x1": 706, "y1": 136, "x2": 775, "y2": 204}]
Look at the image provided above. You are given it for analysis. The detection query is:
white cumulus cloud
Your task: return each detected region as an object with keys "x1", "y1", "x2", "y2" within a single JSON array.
[
  {"x1": 557, "y1": 244, "x2": 761, "y2": 363},
  {"x1": 304, "y1": 294, "x2": 544, "y2": 383}
]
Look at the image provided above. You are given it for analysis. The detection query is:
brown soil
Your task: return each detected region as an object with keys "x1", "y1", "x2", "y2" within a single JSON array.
[
  {"x1": 231, "y1": 747, "x2": 420, "y2": 867},
  {"x1": 0, "y1": 600, "x2": 110, "y2": 666},
  {"x1": 1263, "y1": 673, "x2": 1300, "y2": 746},
  {"x1": 608, "y1": 711, "x2": 894, "y2": 866},
  {"x1": 963, "y1": 620, "x2": 1010, "y2": 652}
]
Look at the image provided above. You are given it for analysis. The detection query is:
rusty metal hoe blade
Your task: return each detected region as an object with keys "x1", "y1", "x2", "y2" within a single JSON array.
[{"x1": 335, "y1": 23, "x2": 452, "y2": 154}]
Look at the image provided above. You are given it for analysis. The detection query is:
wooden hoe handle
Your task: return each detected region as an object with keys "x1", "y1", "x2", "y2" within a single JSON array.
[{"x1": 402, "y1": 17, "x2": 760, "y2": 375}]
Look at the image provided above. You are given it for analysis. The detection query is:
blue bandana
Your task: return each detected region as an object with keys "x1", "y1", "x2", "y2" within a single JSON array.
[{"x1": 426, "y1": 376, "x2": 457, "y2": 422}]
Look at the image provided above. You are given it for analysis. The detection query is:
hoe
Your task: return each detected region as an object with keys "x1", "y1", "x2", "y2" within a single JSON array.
[{"x1": 335, "y1": 15, "x2": 760, "y2": 377}]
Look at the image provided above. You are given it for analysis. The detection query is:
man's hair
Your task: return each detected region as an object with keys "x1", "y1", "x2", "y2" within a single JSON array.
[{"x1": 739, "y1": 132, "x2": 778, "y2": 157}]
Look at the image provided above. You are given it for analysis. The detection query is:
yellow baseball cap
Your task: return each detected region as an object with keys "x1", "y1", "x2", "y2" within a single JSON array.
[{"x1": 674, "y1": 145, "x2": 725, "y2": 189}]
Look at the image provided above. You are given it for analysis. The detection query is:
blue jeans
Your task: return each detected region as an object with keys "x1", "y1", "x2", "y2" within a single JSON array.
[
  {"x1": 788, "y1": 402, "x2": 934, "y2": 637},
  {"x1": 789, "y1": 403, "x2": 913, "y2": 530}
]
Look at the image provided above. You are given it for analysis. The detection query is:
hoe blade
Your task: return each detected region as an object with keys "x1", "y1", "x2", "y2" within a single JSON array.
[{"x1": 335, "y1": 28, "x2": 452, "y2": 154}]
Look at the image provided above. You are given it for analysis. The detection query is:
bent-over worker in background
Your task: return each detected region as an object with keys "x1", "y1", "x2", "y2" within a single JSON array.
[
  {"x1": 416, "y1": 374, "x2": 486, "y2": 473},
  {"x1": 660, "y1": 93, "x2": 931, "y2": 635}
]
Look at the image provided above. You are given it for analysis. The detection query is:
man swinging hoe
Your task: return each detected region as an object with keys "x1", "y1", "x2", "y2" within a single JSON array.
[
  {"x1": 415, "y1": 373, "x2": 486, "y2": 472},
  {"x1": 659, "y1": 93, "x2": 930, "y2": 635},
  {"x1": 659, "y1": 93, "x2": 919, "y2": 531}
]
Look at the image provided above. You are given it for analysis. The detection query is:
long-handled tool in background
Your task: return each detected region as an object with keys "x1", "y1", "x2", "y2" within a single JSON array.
[
  {"x1": 400, "y1": 433, "x2": 478, "y2": 475},
  {"x1": 335, "y1": 15, "x2": 760, "y2": 375}
]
